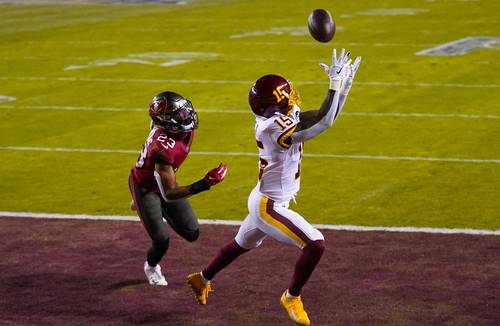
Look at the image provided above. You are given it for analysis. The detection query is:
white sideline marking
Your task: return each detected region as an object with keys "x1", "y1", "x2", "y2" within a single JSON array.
[
  {"x1": 1, "y1": 104, "x2": 498, "y2": 120},
  {"x1": 1, "y1": 211, "x2": 498, "y2": 236},
  {"x1": 1, "y1": 76, "x2": 498, "y2": 89},
  {"x1": 1, "y1": 146, "x2": 499, "y2": 164}
]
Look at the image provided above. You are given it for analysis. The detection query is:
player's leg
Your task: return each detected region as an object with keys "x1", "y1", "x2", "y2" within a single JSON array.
[
  {"x1": 187, "y1": 187, "x2": 267, "y2": 304},
  {"x1": 202, "y1": 213, "x2": 267, "y2": 280},
  {"x1": 257, "y1": 196, "x2": 324, "y2": 325},
  {"x1": 202, "y1": 186, "x2": 267, "y2": 280},
  {"x1": 257, "y1": 197, "x2": 325, "y2": 293},
  {"x1": 129, "y1": 175, "x2": 169, "y2": 286},
  {"x1": 186, "y1": 214, "x2": 265, "y2": 305},
  {"x1": 133, "y1": 191, "x2": 171, "y2": 267},
  {"x1": 280, "y1": 239, "x2": 324, "y2": 326},
  {"x1": 162, "y1": 197, "x2": 199, "y2": 242}
]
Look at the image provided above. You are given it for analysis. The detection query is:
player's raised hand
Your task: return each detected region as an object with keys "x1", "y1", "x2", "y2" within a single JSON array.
[
  {"x1": 340, "y1": 56, "x2": 362, "y2": 95},
  {"x1": 204, "y1": 163, "x2": 228, "y2": 186},
  {"x1": 320, "y1": 48, "x2": 351, "y2": 91},
  {"x1": 350, "y1": 56, "x2": 362, "y2": 79},
  {"x1": 320, "y1": 48, "x2": 350, "y2": 77}
]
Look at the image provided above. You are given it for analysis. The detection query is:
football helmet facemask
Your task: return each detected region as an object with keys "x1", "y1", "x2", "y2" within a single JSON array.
[
  {"x1": 148, "y1": 91, "x2": 198, "y2": 133},
  {"x1": 249, "y1": 74, "x2": 301, "y2": 118}
]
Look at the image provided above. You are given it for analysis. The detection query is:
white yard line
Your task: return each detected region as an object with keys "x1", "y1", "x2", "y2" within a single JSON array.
[
  {"x1": 1, "y1": 146, "x2": 499, "y2": 164},
  {"x1": 0, "y1": 146, "x2": 137, "y2": 154},
  {"x1": 1, "y1": 76, "x2": 498, "y2": 88},
  {"x1": 3, "y1": 56, "x2": 494, "y2": 65},
  {"x1": 344, "y1": 111, "x2": 499, "y2": 120},
  {"x1": 21, "y1": 40, "x2": 439, "y2": 47},
  {"x1": 0, "y1": 105, "x2": 144, "y2": 112},
  {"x1": 351, "y1": 184, "x2": 392, "y2": 204},
  {"x1": 1, "y1": 104, "x2": 498, "y2": 119},
  {"x1": 1, "y1": 211, "x2": 498, "y2": 236}
]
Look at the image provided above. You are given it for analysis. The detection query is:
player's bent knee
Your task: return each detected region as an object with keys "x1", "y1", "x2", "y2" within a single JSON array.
[
  {"x1": 235, "y1": 235, "x2": 263, "y2": 250},
  {"x1": 184, "y1": 229, "x2": 199, "y2": 242},
  {"x1": 313, "y1": 228, "x2": 325, "y2": 242},
  {"x1": 305, "y1": 239, "x2": 325, "y2": 256}
]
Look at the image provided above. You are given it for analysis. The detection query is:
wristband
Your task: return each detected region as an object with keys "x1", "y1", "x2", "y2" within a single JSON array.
[
  {"x1": 191, "y1": 179, "x2": 210, "y2": 194},
  {"x1": 329, "y1": 78, "x2": 342, "y2": 91}
]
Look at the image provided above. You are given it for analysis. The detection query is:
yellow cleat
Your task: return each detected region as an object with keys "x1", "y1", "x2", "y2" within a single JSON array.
[
  {"x1": 186, "y1": 272, "x2": 213, "y2": 305},
  {"x1": 280, "y1": 291, "x2": 311, "y2": 326}
]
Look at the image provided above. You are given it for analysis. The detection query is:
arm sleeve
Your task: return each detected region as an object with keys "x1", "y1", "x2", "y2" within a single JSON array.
[
  {"x1": 290, "y1": 90, "x2": 342, "y2": 143},
  {"x1": 338, "y1": 93, "x2": 348, "y2": 112}
]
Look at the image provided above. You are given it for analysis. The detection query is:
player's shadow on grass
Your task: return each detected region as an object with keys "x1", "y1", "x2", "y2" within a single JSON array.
[{"x1": 107, "y1": 279, "x2": 145, "y2": 290}]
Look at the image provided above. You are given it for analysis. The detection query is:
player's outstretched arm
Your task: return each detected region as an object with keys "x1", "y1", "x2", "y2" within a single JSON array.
[
  {"x1": 338, "y1": 56, "x2": 362, "y2": 110},
  {"x1": 291, "y1": 48, "x2": 351, "y2": 144},
  {"x1": 154, "y1": 163, "x2": 227, "y2": 201}
]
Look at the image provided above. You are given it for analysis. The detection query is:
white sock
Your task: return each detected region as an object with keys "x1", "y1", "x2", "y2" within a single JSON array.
[{"x1": 286, "y1": 290, "x2": 299, "y2": 299}]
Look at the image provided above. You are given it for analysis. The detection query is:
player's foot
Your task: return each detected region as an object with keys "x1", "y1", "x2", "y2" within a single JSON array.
[
  {"x1": 144, "y1": 261, "x2": 168, "y2": 286},
  {"x1": 280, "y1": 290, "x2": 311, "y2": 326},
  {"x1": 186, "y1": 272, "x2": 213, "y2": 305}
]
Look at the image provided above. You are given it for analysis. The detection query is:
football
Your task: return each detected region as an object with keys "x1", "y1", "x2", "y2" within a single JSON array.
[{"x1": 307, "y1": 9, "x2": 335, "y2": 43}]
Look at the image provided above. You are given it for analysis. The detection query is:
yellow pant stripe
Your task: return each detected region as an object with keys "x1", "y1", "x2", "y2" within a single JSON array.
[{"x1": 259, "y1": 197, "x2": 306, "y2": 248}]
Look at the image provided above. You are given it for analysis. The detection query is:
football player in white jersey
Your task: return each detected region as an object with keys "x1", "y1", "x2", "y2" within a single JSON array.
[{"x1": 187, "y1": 49, "x2": 361, "y2": 325}]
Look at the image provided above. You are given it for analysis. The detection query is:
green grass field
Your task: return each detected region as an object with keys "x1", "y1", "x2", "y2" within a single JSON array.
[{"x1": 1, "y1": 0, "x2": 499, "y2": 229}]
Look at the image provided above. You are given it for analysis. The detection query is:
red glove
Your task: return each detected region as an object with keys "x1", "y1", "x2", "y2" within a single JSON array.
[{"x1": 203, "y1": 163, "x2": 228, "y2": 186}]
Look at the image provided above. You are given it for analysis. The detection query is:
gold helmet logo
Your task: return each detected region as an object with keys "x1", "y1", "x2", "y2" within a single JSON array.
[{"x1": 272, "y1": 82, "x2": 301, "y2": 115}]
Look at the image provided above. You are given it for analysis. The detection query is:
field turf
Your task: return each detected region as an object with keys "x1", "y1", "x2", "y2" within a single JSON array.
[{"x1": 0, "y1": 0, "x2": 499, "y2": 230}]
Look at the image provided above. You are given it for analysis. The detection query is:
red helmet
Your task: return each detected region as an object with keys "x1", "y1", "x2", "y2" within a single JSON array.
[
  {"x1": 148, "y1": 91, "x2": 198, "y2": 133},
  {"x1": 249, "y1": 74, "x2": 301, "y2": 118}
]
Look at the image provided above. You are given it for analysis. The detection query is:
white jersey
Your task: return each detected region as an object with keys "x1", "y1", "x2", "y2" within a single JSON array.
[{"x1": 255, "y1": 105, "x2": 303, "y2": 203}]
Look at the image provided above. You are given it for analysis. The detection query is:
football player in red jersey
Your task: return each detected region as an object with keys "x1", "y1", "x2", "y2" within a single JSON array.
[{"x1": 129, "y1": 91, "x2": 227, "y2": 286}]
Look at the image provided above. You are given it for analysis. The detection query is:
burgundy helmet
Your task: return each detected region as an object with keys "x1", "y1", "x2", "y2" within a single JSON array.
[
  {"x1": 249, "y1": 74, "x2": 301, "y2": 118},
  {"x1": 148, "y1": 91, "x2": 198, "y2": 133}
]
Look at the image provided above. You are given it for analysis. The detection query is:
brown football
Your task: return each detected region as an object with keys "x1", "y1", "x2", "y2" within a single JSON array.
[{"x1": 307, "y1": 9, "x2": 335, "y2": 43}]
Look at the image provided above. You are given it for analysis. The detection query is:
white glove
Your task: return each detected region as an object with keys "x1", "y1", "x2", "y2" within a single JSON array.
[
  {"x1": 320, "y1": 48, "x2": 351, "y2": 91},
  {"x1": 340, "y1": 56, "x2": 362, "y2": 95}
]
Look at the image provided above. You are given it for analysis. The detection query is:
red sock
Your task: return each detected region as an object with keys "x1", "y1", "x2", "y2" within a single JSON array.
[
  {"x1": 288, "y1": 240, "x2": 325, "y2": 296},
  {"x1": 202, "y1": 239, "x2": 249, "y2": 280}
]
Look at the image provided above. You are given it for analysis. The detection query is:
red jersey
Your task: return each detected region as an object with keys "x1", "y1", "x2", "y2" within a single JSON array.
[{"x1": 131, "y1": 126, "x2": 194, "y2": 193}]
